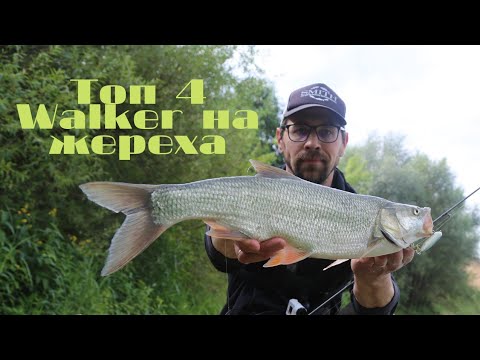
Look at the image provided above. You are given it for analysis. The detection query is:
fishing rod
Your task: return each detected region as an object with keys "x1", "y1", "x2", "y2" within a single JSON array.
[
  {"x1": 304, "y1": 185, "x2": 480, "y2": 316},
  {"x1": 414, "y1": 185, "x2": 480, "y2": 253},
  {"x1": 432, "y1": 186, "x2": 480, "y2": 230}
]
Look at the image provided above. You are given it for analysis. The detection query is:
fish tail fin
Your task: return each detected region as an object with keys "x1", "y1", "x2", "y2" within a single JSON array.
[{"x1": 79, "y1": 182, "x2": 167, "y2": 276}]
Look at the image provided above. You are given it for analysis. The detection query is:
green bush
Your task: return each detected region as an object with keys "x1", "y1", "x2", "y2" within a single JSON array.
[{"x1": 0, "y1": 45, "x2": 279, "y2": 314}]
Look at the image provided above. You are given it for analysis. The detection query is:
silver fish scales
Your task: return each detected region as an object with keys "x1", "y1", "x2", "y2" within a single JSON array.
[
  {"x1": 152, "y1": 176, "x2": 387, "y2": 258},
  {"x1": 80, "y1": 160, "x2": 433, "y2": 276}
]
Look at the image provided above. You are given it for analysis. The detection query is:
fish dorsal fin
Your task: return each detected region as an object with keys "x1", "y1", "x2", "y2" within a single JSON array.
[{"x1": 249, "y1": 159, "x2": 301, "y2": 180}]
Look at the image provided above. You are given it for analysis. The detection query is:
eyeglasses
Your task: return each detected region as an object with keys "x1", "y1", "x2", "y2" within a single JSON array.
[{"x1": 281, "y1": 124, "x2": 345, "y2": 143}]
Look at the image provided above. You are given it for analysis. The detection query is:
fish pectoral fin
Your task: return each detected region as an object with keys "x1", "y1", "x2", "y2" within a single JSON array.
[
  {"x1": 379, "y1": 209, "x2": 408, "y2": 247},
  {"x1": 206, "y1": 228, "x2": 249, "y2": 241},
  {"x1": 356, "y1": 239, "x2": 394, "y2": 259},
  {"x1": 263, "y1": 244, "x2": 310, "y2": 267},
  {"x1": 380, "y1": 228, "x2": 406, "y2": 247},
  {"x1": 358, "y1": 241, "x2": 382, "y2": 258},
  {"x1": 249, "y1": 160, "x2": 302, "y2": 181},
  {"x1": 323, "y1": 259, "x2": 350, "y2": 271}
]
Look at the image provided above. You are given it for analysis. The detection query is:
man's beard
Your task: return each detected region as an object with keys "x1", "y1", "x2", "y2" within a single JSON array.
[{"x1": 285, "y1": 152, "x2": 335, "y2": 185}]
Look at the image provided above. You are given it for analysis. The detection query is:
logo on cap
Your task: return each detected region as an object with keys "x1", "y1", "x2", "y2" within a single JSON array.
[{"x1": 301, "y1": 86, "x2": 337, "y2": 104}]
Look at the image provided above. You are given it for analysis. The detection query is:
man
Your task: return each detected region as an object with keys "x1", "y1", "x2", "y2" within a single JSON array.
[{"x1": 204, "y1": 83, "x2": 415, "y2": 315}]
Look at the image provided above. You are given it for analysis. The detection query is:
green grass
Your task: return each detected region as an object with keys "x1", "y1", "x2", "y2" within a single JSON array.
[
  {"x1": 396, "y1": 287, "x2": 480, "y2": 315},
  {"x1": 0, "y1": 207, "x2": 228, "y2": 315},
  {"x1": 432, "y1": 289, "x2": 480, "y2": 315}
]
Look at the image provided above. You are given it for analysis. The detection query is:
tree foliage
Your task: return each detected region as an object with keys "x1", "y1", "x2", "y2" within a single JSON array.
[
  {"x1": 0, "y1": 45, "x2": 280, "y2": 314},
  {"x1": 340, "y1": 134, "x2": 479, "y2": 312}
]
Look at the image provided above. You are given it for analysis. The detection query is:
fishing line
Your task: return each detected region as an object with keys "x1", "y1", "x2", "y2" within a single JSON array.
[
  {"x1": 225, "y1": 239, "x2": 230, "y2": 313},
  {"x1": 308, "y1": 279, "x2": 354, "y2": 315},
  {"x1": 433, "y1": 214, "x2": 452, "y2": 231}
]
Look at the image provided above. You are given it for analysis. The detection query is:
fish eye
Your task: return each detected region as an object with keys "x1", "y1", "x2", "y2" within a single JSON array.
[{"x1": 413, "y1": 208, "x2": 420, "y2": 216}]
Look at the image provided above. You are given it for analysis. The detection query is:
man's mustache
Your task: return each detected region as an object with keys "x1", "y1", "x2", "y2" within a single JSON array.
[{"x1": 298, "y1": 152, "x2": 328, "y2": 162}]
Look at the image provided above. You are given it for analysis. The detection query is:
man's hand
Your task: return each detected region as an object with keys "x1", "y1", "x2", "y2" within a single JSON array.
[
  {"x1": 216, "y1": 232, "x2": 415, "y2": 310},
  {"x1": 234, "y1": 238, "x2": 286, "y2": 264},
  {"x1": 351, "y1": 248, "x2": 415, "y2": 279},
  {"x1": 351, "y1": 248, "x2": 415, "y2": 308}
]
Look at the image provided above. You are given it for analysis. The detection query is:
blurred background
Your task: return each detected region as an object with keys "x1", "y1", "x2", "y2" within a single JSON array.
[{"x1": 1, "y1": 45, "x2": 478, "y2": 314}]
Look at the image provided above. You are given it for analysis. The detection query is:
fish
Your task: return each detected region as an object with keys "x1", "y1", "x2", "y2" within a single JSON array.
[{"x1": 79, "y1": 160, "x2": 434, "y2": 276}]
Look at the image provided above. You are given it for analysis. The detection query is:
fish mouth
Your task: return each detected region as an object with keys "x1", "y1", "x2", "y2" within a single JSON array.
[{"x1": 422, "y1": 213, "x2": 434, "y2": 236}]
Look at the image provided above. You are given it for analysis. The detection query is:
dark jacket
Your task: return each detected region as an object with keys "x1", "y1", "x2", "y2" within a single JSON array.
[{"x1": 204, "y1": 167, "x2": 400, "y2": 315}]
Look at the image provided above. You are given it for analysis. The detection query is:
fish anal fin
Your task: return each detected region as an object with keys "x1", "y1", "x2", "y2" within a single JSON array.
[
  {"x1": 263, "y1": 244, "x2": 310, "y2": 267},
  {"x1": 323, "y1": 259, "x2": 350, "y2": 271},
  {"x1": 204, "y1": 220, "x2": 250, "y2": 241},
  {"x1": 204, "y1": 220, "x2": 232, "y2": 232},
  {"x1": 249, "y1": 160, "x2": 301, "y2": 180},
  {"x1": 206, "y1": 229, "x2": 249, "y2": 241}
]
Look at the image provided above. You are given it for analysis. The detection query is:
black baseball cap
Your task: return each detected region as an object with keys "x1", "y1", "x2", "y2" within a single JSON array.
[{"x1": 282, "y1": 83, "x2": 347, "y2": 126}]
